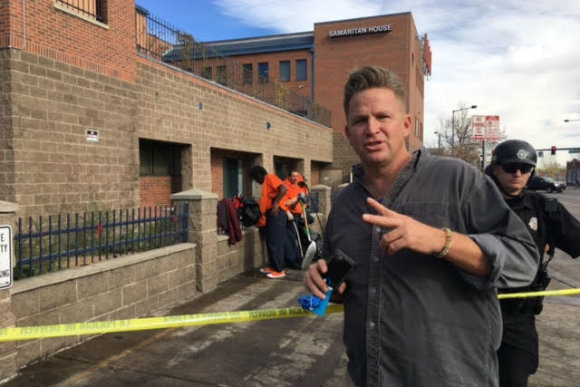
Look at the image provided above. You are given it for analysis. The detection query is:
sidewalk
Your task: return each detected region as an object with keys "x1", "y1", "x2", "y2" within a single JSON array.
[{"x1": 1, "y1": 269, "x2": 349, "y2": 387}]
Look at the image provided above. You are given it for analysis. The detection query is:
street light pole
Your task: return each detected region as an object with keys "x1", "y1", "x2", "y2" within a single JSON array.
[{"x1": 451, "y1": 105, "x2": 477, "y2": 156}]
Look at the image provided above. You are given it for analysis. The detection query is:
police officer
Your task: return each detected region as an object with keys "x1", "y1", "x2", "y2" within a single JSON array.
[{"x1": 486, "y1": 139, "x2": 580, "y2": 387}]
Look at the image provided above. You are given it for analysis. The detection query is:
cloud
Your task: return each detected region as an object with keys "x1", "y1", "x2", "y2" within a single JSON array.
[
  {"x1": 213, "y1": 0, "x2": 580, "y2": 157},
  {"x1": 212, "y1": 0, "x2": 385, "y2": 31}
]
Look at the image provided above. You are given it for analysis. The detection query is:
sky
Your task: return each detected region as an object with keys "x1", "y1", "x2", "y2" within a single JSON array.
[{"x1": 136, "y1": 0, "x2": 580, "y2": 166}]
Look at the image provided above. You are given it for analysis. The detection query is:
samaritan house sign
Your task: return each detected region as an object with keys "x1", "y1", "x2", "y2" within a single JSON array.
[{"x1": 328, "y1": 24, "x2": 392, "y2": 38}]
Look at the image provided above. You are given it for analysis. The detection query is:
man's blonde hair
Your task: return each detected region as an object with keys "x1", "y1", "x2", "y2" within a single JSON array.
[{"x1": 343, "y1": 66, "x2": 407, "y2": 118}]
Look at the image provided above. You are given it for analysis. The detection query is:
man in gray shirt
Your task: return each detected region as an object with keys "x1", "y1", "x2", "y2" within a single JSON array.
[{"x1": 304, "y1": 66, "x2": 538, "y2": 387}]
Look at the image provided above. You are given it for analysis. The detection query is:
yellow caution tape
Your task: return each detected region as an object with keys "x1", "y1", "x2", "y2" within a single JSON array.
[
  {"x1": 0, "y1": 304, "x2": 345, "y2": 342},
  {"x1": 497, "y1": 288, "x2": 580, "y2": 299},
  {"x1": 0, "y1": 288, "x2": 578, "y2": 342}
]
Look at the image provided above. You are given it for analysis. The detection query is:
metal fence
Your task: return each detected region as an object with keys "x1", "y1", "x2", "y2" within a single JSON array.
[
  {"x1": 135, "y1": 7, "x2": 331, "y2": 127},
  {"x1": 14, "y1": 204, "x2": 188, "y2": 280}
]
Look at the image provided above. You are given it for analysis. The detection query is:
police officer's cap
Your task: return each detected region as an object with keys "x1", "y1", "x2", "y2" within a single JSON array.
[{"x1": 491, "y1": 139, "x2": 537, "y2": 167}]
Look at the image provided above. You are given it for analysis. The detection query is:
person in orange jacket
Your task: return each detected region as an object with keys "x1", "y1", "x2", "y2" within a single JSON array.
[
  {"x1": 249, "y1": 165, "x2": 293, "y2": 279},
  {"x1": 283, "y1": 171, "x2": 309, "y2": 217}
]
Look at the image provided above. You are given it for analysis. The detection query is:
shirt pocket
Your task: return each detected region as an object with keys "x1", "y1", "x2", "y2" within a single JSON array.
[{"x1": 394, "y1": 201, "x2": 453, "y2": 229}]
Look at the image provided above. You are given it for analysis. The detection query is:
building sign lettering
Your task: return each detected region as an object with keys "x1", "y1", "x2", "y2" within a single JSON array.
[
  {"x1": 329, "y1": 24, "x2": 392, "y2": 38},
  {"x1": 0, "y1": 226, "x2": 12, "y2": 289}
]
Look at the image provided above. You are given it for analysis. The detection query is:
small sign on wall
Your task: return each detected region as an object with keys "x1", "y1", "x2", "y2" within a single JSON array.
[
  {"x1": 0, "y1": 225, "x2": 12, "y2": 289},
  {"x1": 86, "y1": 129, "x2": 99, "y2": 143}
]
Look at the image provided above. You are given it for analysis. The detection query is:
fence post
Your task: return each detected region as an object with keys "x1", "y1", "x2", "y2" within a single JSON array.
[
  {"x1": 0, "y1": 200, "x2": 19, "y2": 380},
  {"x1": 171, "y1": 189, "x2": 219, "y2": 293},
  {"x1": 309, "y1": 184, "x2": 331, "y2": 235}
]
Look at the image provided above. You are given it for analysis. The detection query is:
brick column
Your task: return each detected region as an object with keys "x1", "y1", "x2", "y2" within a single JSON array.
[
  {"x1": 0, "y1": 201, "x2": 19, "y2": 380},
  {"x1": 171, "y1": 189, "x2": 218, "y2": 293}
]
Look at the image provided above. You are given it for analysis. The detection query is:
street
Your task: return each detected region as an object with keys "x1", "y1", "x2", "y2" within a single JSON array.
[{"x1": 529, "y1": 187, "x2": 580, "y2": 387}]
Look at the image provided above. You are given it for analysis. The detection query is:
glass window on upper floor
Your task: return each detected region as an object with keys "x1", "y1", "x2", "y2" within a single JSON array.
[
  {"x1": 258, "y1": 62, "x2": 269, "y2": 83},
  {"x1": 279, "y1": 61, "x2": 290, "y2": 82},
  {"x1": 55, "y1": 0, "x2": 107, "y2": 23},
  {"x1": 296, "y1": 59, "x2": 307, "y2": 81}
]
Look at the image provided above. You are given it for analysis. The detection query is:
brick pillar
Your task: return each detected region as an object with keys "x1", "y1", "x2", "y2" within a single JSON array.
[
  {"x1": 171, "y1": 189, "x2": 218, "y2": 293},
  {"x1": 0, "y1": 201, "x2": 19, "y2": 381},
  {"x1": 309, "y1": 184, "x2": 331, "y2": 236}
]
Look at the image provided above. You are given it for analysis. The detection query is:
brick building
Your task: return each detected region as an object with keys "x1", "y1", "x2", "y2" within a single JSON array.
[
  {"x1": 175, "y1": 12, "x2": 432, "y2": 184},
  {"x1": 0, "y1": 0, "x2": 333, "y2": 217}
]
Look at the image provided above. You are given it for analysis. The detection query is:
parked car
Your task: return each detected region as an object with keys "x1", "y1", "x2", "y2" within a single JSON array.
[{"x1": 527, "y1": 176, "x2": 566, "y2": 193}]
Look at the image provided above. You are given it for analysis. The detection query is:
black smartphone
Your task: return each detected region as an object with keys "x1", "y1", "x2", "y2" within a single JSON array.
[{"x1": 325, "y1": 249, "x2": 355, "y2": 288}]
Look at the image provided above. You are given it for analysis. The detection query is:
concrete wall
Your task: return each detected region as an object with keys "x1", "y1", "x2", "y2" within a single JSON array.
[
  {"x1": 8, "y1": 243, "x2": 197, "y2": 372},
  {"x1": 0, "y1": 196, "x2": 199, "y2": 381},
  {"x1": 0, "y1": 47, "x2": 332, "y2": 218},
  {"x1": 135, "y1": 58, "x2": 333, "y2": 194}
]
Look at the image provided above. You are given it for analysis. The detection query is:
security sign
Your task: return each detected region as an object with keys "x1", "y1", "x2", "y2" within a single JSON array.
[{"x1": 0, "y1": 226, "x2": 12, "y2": 289}]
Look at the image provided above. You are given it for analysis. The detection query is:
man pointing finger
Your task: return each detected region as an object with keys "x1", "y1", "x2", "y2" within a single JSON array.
[
  {"x1": 363, "y1": 197, "x2": 491, "y2": 276},
  {"x1": 304, "y1": 66, "x2": 538, "y2": 387}
]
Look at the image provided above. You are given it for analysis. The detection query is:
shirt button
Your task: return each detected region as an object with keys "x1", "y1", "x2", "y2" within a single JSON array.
[
  {"x1": 375, "y1": 226, "x2": 382, "y2": 234},
  {"x1": 373, "y1": 255, "x2": 380, "y2": 263},
  {"x1": 369, "y1": 321, "x2": 376, "y2": 328}
]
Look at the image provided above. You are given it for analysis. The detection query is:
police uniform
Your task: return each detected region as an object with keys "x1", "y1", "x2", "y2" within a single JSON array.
[{"x1": 498, "y1": 190, "x2": 580, "y2": 387}]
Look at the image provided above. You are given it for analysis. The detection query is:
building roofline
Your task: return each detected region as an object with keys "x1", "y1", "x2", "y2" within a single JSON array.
[
  {"x1": 313, "y1": 12, "x2": 412, "y2": 26},
  {"x1": 200, "y1": 31, "x2": 313, "y2": 45}
]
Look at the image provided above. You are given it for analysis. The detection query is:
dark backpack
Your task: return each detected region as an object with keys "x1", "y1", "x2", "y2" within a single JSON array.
[{"x1": 239, "y1": 197, "x2": 261, "y2": 227}]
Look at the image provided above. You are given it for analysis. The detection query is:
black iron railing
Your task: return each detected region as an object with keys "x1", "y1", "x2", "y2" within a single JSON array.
[
  {"x1": 14, "y1": 204, "x2": 188, "y2": 279},
  {"x1": 135, "y1": 8, "x2": 331, "y2": 127}
]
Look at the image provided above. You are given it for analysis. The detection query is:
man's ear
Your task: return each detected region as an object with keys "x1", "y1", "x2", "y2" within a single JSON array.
[
  {"x1": 344, "y1": 124, "x2": 351, "y2": 142},
  {"x1": 403, "y1": 115, "x2": 411, "y2": 137}
]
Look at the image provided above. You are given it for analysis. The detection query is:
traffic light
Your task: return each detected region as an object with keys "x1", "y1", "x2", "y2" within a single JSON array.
[{"x1": 551, "y1": 146, "x2": 556, "y2": 155}]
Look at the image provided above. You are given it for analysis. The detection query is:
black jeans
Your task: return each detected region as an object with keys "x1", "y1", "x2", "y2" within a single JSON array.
[
  {"x1": 497, "y1": 342, "x2": 537, "y2": 387},
  {"x1": 265, "y1": 210, "x2": 287, "y2": 272}
]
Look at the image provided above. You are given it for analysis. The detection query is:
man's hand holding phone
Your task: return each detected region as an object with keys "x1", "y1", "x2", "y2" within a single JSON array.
[{"x1": 304, "y1": 249, "x2": 354, "y2": 299}]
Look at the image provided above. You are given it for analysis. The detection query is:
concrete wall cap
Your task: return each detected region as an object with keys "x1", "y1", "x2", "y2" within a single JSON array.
[
  {"x1": 0, "y1": 201, "x2": 19, "y2": 213},
  {"x1": 171, "y1": 189, "x2": 218, "y2": 200},
  {"x1": 310, "y1": 184, "x2": 331, "y2": 191},
  {"x1": 11, "y1": 243, "x2": 195, "y2": 294}
]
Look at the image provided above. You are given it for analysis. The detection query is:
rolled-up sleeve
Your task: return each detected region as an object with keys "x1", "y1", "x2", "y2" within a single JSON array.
[{"x1": 457, "y1": 175, "x2": 539, "y2": 289}]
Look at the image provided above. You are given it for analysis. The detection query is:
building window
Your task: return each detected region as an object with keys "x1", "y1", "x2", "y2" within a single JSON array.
[
  {"x1": 242, "y1": 63, "x2": 253, "y2": 85},
  {"x1": 201, "y1": 66, "x2": 212, "y2": 80},
  {"x1": 296, "y1": 59, "x2": 307, "y2": 81},
  {"x1": 217, "y1": 65, "x2": 227, "y2": 85},
  {"x1": 224, "y1": 159, "x2": 244, "y2": 198},
  {"x1": 55, "y1": 0, "x2": 107, "y2": 23},
  {"x1": 279, "y1": 61, "x2": 290, "y2": 82},
  {"x1": 139, "y1": 140, "x2": 181, "y2": 177},
  {"x1": 274, "y1": 157, "x2": 299, "y2": 181},
  {"x1": 258, "y1": 62, "x2": 269, "y2": 83}
]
